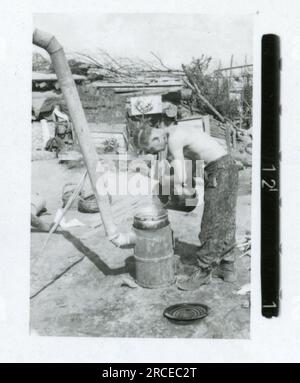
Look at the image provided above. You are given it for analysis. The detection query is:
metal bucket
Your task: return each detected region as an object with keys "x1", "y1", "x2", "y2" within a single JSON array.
[
  {"x1": 156, "y1": 179, "x2": 198, "y2": 213},
  {"x1": 133, "y1": 205, "x2": 175, "y2": 288}
]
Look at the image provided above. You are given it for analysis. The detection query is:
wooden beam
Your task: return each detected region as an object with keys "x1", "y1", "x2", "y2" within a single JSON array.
[
  {"x1": 182, "y1": 64, "x2": 226, "y2": 123},
  {"x1": 214, "y1": 64, "x2": 253, "y2": 72},
  {"x1": 183, "y1": 77, "x2": 225, "y2": 123}
]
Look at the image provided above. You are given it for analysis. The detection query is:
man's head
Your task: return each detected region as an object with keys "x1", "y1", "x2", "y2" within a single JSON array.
[{"x1": 134, "y1": 124, "x2": 167, "y2": 154}]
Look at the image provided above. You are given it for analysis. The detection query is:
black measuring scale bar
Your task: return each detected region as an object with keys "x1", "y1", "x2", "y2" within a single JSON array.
[{"x1": 261, "y1": 34, "x2": 280, "y2": 318}]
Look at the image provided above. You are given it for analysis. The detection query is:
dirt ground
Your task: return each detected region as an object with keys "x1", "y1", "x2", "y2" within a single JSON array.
[{"x1": 30, "y1": 159, "x2": 251, "y2": 338}]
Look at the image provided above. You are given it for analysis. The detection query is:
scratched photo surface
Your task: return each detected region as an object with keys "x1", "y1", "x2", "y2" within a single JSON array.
[{"x1": 30, "y1": 13, "x2": 253, "y2": 338}]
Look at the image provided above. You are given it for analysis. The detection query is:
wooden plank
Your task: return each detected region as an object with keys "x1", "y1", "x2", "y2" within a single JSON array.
[
  {"x1": 116, "y1": 87, "x2": 182, "y2": 96},
  {"x1": 214, "y1": 64, "x2": 253, "y2": 72},
  {"x1": 202, "y1": 115, "x2": 210, "y2": 134},
  {"x1": 91, "y1": 82, "x2": 183, "y2": 89}
]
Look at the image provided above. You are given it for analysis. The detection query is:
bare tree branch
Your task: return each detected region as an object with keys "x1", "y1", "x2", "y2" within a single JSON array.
[{"x1": 150, "y1": 52, "x2": 173, "y2": 71}]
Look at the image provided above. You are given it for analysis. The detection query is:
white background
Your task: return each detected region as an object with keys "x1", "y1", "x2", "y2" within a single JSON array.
[{"x1": 0, "y1": 0, "x2": 299, "y2": 363}]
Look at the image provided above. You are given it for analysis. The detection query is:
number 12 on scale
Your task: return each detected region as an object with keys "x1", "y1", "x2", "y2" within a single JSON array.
[{"x1": 262, "y1": 164, "x2": 278, "y2": 192}]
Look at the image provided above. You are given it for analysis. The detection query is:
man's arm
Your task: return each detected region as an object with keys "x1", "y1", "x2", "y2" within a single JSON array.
[
  {"x1": 167, "y1": 134, "x2": 197, "y2": 198},
  {"x1": 166, "y1": 135, "x2": 188, "y2": 195},
  {"x1": 169, "y1": 149, "x2": 186, "y2": 186}
]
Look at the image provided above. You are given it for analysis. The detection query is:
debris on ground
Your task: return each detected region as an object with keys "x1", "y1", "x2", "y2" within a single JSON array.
[
  {"x1": 237, "y1": 232, "x2": 251, "y2": 258},
  {"x1": 121, "y1": 277, "x2": 139, "y2": 289},
  {"x1": 235, "y1": 283, "x2": 251, "y2": 296},
  {"x1": 241, "y1": 299, "x2": 250, "y2": 309}
]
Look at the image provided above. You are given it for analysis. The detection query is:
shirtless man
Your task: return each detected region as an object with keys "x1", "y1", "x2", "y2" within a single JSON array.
[{"x1": 134, "y1": 122, "x2": 239, "y2": 290}]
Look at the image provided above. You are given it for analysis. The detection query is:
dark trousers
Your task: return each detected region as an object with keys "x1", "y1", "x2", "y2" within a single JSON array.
[{"x1": 197, "y1": 155, "x2": 239, "y2": 268}]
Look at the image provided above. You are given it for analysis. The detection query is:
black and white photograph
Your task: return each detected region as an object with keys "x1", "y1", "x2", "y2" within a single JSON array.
[
  {"x1": 2, "y1": 0, "x2": 300, "y2": 366},
  {"x1": 30, "y1": 13, "x2": 253, "y2": 339}
]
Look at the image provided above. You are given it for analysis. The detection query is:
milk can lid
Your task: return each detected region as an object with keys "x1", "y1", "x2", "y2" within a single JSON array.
[{"x1": 163, "y1": 303, "x2": 210, "y2": 325}]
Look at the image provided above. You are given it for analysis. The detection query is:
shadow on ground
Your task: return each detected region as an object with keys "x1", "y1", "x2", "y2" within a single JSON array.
[{"x1": 30, "y1": 160, "x2": 251, "y2": 338}]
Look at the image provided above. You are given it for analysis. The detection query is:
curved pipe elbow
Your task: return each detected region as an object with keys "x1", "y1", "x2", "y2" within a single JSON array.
[
  {"x1": 109, "y1": 231, "x2": 136, "y2": 249},
  {"x1": 33, "y1": 28, "x2": 62, "y2": 54}
]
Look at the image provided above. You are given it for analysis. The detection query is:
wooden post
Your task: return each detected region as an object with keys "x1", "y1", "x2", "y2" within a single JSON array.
[
  {"x1": 225, "y1": 124, "x2": 232, "y2": 153},
  {"x1": 231, "y1": 125, "x2": 237, "y2": 149},
  {"x1": 203, "y1": 115, "x2": 210, "y2": 134},
  {"x1": 228, "y1": 54, "x2": 234, "y2": 99},
  {"x1": 217, "y1": 60, "x2": 222, "y2": 90}
]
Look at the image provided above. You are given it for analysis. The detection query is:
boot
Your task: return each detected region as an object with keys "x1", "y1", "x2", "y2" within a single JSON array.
[
  {"x1": 176, "y1": 267, "x2": 212, "y2": 291},
  {"x1": 214, "y1": 260, "x2": 237, "y2": 283}
]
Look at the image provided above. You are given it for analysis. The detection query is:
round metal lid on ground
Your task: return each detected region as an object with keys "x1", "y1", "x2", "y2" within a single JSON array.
[{"x1": 163, "y1": 303, "x2": 210, "y2": 325}]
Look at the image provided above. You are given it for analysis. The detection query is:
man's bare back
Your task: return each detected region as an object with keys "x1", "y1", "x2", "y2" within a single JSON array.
[{"x1": 166, "y1": 125, "x2": 226, "y2": 164}]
